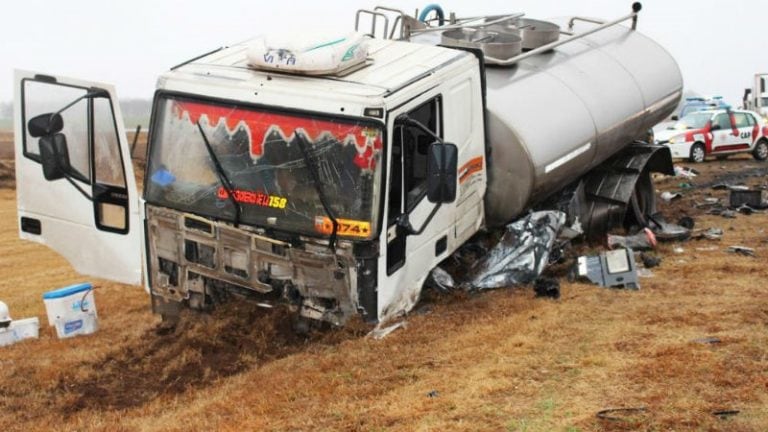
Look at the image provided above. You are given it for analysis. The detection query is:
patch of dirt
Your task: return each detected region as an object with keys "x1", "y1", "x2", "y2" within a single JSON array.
[{"x1": 55, "y1": 302, "x2": 370, "y2": 413}]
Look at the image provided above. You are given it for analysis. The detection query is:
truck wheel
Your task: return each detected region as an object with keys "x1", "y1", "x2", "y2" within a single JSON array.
[
  {"x1": 689, "y1": 143, "x2": 705, "y2": 163},
  {"x1": 753, "y1": 140, "x2": 768, "y2": 161}
]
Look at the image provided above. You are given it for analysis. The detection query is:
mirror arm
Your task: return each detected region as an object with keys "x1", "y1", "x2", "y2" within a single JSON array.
[
  {"x1": 397, "y1": 203, "x2": 442, "y2": 236},
  {"x1": 51, "y1": 87, "x2": 109, "y2": 120}
]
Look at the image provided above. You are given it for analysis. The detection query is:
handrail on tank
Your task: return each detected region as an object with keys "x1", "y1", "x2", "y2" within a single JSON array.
[
  {"x1": 355, "y1": 9, "x2": 390, "y2": 39},
  {"x1": 485, "y1": 2, "x2": 643, "y2": 66},
  {"x1": 568, "y1": 16, "x2": 605, "y2": 31}
]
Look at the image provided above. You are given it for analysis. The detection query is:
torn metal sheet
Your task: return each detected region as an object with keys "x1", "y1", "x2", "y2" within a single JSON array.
[
  {"x1": 660, "y1": 191, "x2": 682, "y2": 202},
  {"x1": 607, "y1": 228, "x2": 657, "y2": 251},
  {"x1": 727, "y1": 246, "x2": 756, "y2": 257},
  {"x1": 674, "y1": 165, "x2": 698, "y2": 178},
  {"x1": 427, "y1": 267, "x2": 456, "y2": 293},
  {"x1": 573, "y1": 248, "x2": 640, "y2": 289},
  {"x1": 691, "y1": 227, "x2": 723, "y2": 241},
  {"x1": 368, "y1": 321, "x2": 407, "y2": 340},
  {"x1": 647, "y1": 214, "x2": 691, "y2": 241},
  {"x1": 468, "y1": 211, "x2": 566, "y2": 290}
]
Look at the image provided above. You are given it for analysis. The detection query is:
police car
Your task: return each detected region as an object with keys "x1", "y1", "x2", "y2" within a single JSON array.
[{"x1": 655, "y1": 109, "x2": 768, "y2": 162}]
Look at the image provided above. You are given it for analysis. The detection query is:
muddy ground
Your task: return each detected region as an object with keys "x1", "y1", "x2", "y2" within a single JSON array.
[{"x1": 1, "y1": 133, "x2": 767, "y2": 431}]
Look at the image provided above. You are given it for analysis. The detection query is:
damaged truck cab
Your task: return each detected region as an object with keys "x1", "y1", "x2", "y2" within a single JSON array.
[
  {"x1": 15, "y1": 38, "x2": 487, "y2": 325},
  {"x1": 14, "y1": 3, "x2": 682, "y2": 326},
  {"x1": 141, "y1": 42, "x2": 486, "y2": 324}
]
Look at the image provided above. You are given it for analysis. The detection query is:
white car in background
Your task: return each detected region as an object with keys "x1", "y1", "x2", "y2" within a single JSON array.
[{"x1": 655, "y1": 109, "x2": 768, "y2": 162}]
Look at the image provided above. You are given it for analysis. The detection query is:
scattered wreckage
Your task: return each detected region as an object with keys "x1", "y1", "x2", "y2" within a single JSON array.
[{"x1": 15, "y1": 3, "x2": 689, "y2": 329}]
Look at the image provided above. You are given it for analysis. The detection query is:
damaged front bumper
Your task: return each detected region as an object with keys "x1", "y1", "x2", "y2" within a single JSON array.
[{"x1": 146, "y1": 205, "x2": 371, "y2": 325}]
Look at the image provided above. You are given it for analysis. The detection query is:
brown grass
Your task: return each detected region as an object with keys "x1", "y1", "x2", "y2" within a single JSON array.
[{"x1": 0, "y1": 155, "x2": 767, "y2": 431}]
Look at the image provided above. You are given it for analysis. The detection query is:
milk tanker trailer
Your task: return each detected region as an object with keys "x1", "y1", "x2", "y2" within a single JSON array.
[{"x1": 14, "y1": 3, "x2": 681, "y2": 326}]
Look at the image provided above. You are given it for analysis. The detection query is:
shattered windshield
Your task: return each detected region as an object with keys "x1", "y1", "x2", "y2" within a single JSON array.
[
  {"x1": 673, "y1": 112, "x2": 711, "y2": 130},
  {"x1": 145, "y1": 95, "x2": 383, "y2": 239}
]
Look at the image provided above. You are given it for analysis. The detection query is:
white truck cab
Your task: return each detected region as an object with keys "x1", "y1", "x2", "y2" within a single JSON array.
[{"x1": 14, "y1": 37, "x2": 486, "y2": 325}]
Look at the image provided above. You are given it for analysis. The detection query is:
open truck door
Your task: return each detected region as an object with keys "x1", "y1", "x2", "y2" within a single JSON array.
[{"x1": 14, "y1": 70, "x2": 142, "y2": 285}]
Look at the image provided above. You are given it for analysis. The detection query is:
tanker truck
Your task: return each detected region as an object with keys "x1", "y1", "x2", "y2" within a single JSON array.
[{"x1": 13, "y1": 3, "x2": 682, "y2": 326}]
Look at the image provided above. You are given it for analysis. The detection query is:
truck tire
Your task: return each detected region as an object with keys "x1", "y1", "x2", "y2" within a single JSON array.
[
  {"x1": 689, "y1": 143, "x2": 706, "y2": 163},
  {"x1": 753, "y1": 139, "x2": 768, "y2": 161}
]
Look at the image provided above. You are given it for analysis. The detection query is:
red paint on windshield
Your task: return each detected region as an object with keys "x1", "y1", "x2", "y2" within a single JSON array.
[{"x1": 173, "y1": 101, "x2": 380, "y2": 170}]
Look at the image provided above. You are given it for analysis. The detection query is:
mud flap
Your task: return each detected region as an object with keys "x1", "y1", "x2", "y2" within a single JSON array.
[{"x1": 579, "y1": 143, "x2": 674, "y2": 240}]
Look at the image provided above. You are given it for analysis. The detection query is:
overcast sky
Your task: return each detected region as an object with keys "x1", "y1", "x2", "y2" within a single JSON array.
[{"x1": 2, "y1": 0, "x2": 766, "y2": 106}]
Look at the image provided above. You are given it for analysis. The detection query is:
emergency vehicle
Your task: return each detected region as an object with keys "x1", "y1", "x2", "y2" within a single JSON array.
[{"x1": 655, "y1": 109, "x2": 768, "y2": 163}]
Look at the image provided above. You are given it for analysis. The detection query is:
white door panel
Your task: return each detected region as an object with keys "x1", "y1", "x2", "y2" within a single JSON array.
[{"x1": 14, "y1": 70, "x2": 142, "y2": 285}]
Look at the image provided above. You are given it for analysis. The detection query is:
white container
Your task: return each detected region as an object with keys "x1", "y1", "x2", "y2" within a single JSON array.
[
  {"x1": 42, "y1": 283, "x2": 97, "y2": 327},
  {"x1": 0, "y1": 328, "x2": 15, "y2": 347},
  {"x1": 54, "y1": 313, "x2": 99, "y2": 339},
  {"x1": 11, "y1": 317, "x2": 40, "y2": 341}
]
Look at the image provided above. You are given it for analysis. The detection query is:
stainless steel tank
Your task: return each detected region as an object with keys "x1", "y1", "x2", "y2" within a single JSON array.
[{"x1": 482, "y1": 23, "x2": 683, "y2": 226}]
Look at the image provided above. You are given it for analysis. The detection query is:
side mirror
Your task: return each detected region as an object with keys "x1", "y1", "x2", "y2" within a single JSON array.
[
  {"x1": 28, "y1": 113, "x2": 63, "y2": 137},
  {"x1": 426, "y1": 142, "x2": 458, "y2": 204},
  {"x1": 39, "y1": 134, "x2": 72, "y2": 181},
  {"x1": 670, "y1": 115, "x2": 679, "y2": 121}
]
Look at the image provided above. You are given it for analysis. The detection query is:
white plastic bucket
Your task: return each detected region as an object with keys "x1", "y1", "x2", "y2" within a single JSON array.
[
  {"x1": 54, "y1": 313, "x2": 98, "y2": 339},
  {"x1": 42, "y1": 283, "x2": 98, "y2": 327}
]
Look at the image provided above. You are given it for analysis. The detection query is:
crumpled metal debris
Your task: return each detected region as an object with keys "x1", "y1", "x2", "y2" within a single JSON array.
[
  {"x1": 427, "y1": 267, "x2": 456, "y2": 293},
  {"x1": 647, "y1": 214, "x2": 691, "y2": 241},
  {"x1": 727, "y1": 246, "x2": 756, "y2": 257},
  {"x1": 607, "y1": 228, "x2": 657, "y2": 251},
  {"x1": 692, "y1": 227, "x2": 723, "y2": 241},
  {"x1": 674, "y1": 165, "x2": 698, "y2": 178},
  {"x1": 468, "y1": 211, "x2": 566, "y2": 290},
  {"x1": 660, "y1": 191, "x2": 683, "y2": 202},
  {"x1": 368, "y1": 321, "x2": 408, "y2": 340}
]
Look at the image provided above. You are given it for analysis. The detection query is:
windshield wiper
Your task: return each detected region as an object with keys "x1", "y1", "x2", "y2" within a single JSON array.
[
  {"x1": 295, "y1": 133, "x2": 339, "y2": 250},
  {"x1": 196, "y1": 121, "x2": 242, "y2": 228}
]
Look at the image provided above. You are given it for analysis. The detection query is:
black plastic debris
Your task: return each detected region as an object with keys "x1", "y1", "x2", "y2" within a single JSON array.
[
  {"x1": 692, "y1": 336, "x2": 721, "y2": 345},
  {"x1": 677, "y1": 216, "x2": 695, "y2": 230},
  {"x1": 712, "y1": 410, "x2": 740, "y2": 419},
  {"x1": 596, "y1": 407, "x2": 648, "y2": 421},
  {"x1": 426, "y1": 390, "x2": 439, "y2": 398},
  {"x1": 468, "y1": 211, "x2": 566, "y2": 290},
  {"x1": 572, "y1": 248, "x2": 640, "y2": 290},
  {"x1": 607, "y1": 228, "x2": 656, "y2": 251},
  {"x1": 640, "y1": 253, "x2": 661, "y2": 268},
  {"x1": 729, "y1": 189, "x2": 763, "y2": 208},
  {"x1": 646, "y1": 214, "x2": 691, "y2": 241},
  {"x1": 533, "y1": 277, "x2": 560, "y2": 299},
  {"x1": 727, "y1": 246, "x2": 756, "y2": 257}
]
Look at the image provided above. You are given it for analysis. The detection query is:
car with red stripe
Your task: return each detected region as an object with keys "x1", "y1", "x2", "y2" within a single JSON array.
[{"x1": 654, "y1": 109, "x2": 768, "y2": 162}]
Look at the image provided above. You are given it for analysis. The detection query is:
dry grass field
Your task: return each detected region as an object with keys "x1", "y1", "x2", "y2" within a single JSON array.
[{"x1": 1, "y1": 132, "x2": 767, "y2": 431}]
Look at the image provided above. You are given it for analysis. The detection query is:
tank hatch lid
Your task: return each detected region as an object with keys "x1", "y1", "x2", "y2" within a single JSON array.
[{"x1": 245, "y1": 32, "x2": 372, "y2": 76}]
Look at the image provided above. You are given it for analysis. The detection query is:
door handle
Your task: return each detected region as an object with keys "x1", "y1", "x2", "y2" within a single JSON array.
[{"x1": 20, "y1": 217, "x2": 41, "y2": 235}]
